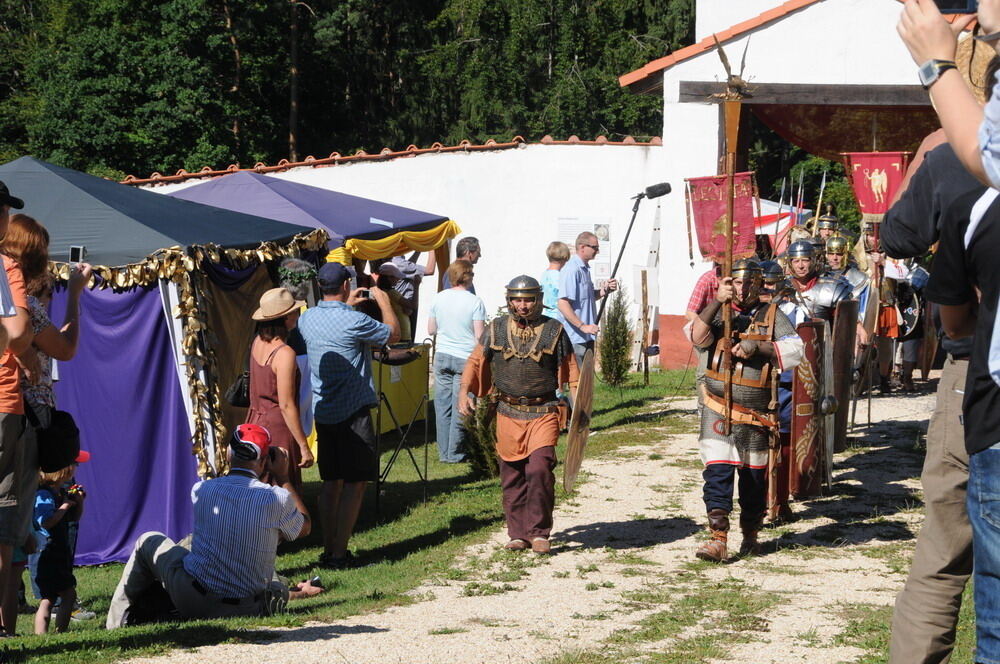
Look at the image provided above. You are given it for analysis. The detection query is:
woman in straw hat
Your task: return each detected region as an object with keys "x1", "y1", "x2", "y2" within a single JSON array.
[{"x1": 247, "y1": 288, "x2": 314, "y2": 487}]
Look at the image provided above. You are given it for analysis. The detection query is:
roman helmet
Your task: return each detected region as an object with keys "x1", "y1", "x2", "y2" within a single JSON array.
[
  {"x1": 816, "y1": 206, "x2": 840, "y2": 234},
  {"x1": 731, "y1": 258, "x2": 764, "y2": 307},
  {"x1": 825, "y1": 234, "x2": 851, "y2": 257},
  {"x1": 505, "y1": 275, "x2": 544, "y2": 323},
  {"x1": 759, "y1": 260, "x2": 785, "y2": 286},
  {"x1": 787, "y1": 239, "x2": 819, "y2": 276}
]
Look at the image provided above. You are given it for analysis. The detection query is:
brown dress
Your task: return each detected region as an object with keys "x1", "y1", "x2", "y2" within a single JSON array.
[{"x1": 245, "y1": 339, "x2": 303, "y2": 487}]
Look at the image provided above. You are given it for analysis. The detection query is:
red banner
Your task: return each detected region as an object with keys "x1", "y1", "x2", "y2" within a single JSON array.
[
  {"x1": 843, "y1": 152, "x2": 909, "y2": 224},
  {"x1": 685, "y1": 171, "x2": 757, "y2": 262}
]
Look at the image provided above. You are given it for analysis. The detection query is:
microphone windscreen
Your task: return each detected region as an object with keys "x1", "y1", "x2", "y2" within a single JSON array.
[{"x1": 644, "y1": 182, "x2": 672, "y2": 199}]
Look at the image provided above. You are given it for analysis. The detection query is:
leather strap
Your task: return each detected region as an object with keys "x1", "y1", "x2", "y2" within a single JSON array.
[{"x1": 703, "y1": 391, "x2": 778, "y2": 429}]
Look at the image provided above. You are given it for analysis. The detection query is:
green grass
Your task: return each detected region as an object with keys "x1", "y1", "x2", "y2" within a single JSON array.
[{"x1": 1, "y1": 369, "x2": 695, "y2": 664}]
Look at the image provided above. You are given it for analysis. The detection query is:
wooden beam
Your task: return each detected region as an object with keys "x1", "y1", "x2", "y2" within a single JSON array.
[{"x1": 679, "y1": 81, "x2": 931, "y2": 106}]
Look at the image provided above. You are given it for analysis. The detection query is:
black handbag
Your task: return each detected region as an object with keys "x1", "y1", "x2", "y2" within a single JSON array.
[{"x1": 225, "y1": 354, "x2": 251, "y2": 408}]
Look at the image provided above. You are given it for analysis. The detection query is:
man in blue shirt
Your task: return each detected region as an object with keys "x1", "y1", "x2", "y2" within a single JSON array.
[
  {"x1": 297, "y1": 262, "x2": 399, "y2": 568},
  {"x1": 557, "y1": 231, "x2": 617, "y2": 364}
]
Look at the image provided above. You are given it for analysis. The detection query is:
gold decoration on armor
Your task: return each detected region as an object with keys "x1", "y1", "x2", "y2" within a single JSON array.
[{"x1": 46, "y1": 228, "x2": 330, "y2": 478}]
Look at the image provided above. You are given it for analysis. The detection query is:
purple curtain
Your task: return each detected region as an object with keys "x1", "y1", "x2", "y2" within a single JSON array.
[{"x1": 51, "y1": 283, "x2": 196, "y2": 564}]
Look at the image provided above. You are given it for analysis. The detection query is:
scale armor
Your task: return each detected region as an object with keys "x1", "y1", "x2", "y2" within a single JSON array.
[{"x1": 484, "y1": 315, "x2": 571, "y2": 420}]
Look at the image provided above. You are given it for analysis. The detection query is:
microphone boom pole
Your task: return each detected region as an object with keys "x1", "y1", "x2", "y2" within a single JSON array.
[{"x1": 596, "y1": 182, "x2": 670, "y2": 323}]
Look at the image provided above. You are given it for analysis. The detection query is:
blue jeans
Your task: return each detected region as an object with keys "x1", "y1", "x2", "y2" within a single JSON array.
[
  {"x1": 433, "y1": 353, "x2": 468, "y2": 463},
  {"x1": 968, "y1": 444, "x2": 1000, "y2": 664}
]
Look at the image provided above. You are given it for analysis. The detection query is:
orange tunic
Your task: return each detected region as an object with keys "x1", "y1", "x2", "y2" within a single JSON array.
[{"x1": 461, "y1": 344, "x2": 579, "y2": 462}]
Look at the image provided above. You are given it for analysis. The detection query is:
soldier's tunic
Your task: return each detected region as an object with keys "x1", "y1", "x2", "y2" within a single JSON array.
[
  {"x1": 462, "y1": 315, "x2": 578, "y2": 541},
  {"x1": 697, "y1": 302, "x2": 802, "y2": 519}
]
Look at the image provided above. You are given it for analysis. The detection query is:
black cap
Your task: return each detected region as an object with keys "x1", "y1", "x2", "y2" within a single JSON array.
[
  {"x1": 0, "y1": 181, "x2": 23, "y2": 210},
  {"x1": 318, "y1": 262, "x2": 350, "y2": 290}
]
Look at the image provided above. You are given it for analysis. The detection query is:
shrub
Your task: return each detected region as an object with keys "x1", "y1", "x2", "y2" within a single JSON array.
[{"x1": 599, "y1": 288, "x2": 633, "y2": 386}]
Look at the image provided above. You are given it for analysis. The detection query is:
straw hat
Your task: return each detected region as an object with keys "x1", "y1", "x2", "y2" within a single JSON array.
[
  {"x1": 252, "y1": 288, "x2": 305, "y2": 321},
  {"x1": 957, "y1": 31, "x2": 995, "y2": 103}
]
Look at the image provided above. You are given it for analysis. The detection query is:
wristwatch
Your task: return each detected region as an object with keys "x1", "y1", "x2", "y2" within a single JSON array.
[{"x1": 918, "y1": 59, "x2": 958, "y2": 89}]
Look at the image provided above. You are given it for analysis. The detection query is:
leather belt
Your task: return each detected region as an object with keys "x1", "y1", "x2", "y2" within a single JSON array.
[{"x1": 497, "y1": 392, "x2": 557, "y2": 406}]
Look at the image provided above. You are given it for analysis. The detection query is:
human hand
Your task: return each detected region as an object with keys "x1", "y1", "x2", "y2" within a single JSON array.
[
  {"x1": 268, "y1": 446, "x2": 291, "y2": 483},
  {"x1": 580, "y1": 324, "x2": 600, "y2": 335},
  {"x1": 68, "y1": 263, "x2": 93, "y2": 295},
  {"x1": 732, "y1": 339, "x2": 757, "y2": 359},
  {"x1": 897, "y1": 0, "x2": 974, "y2": 65},
  {"x1": 980, "y1": 0, "x2": 1000, "y2": 35},
  {"x1": 870, "y1": 252, "x2": 885, "y2": 265},
  {"x1": 298, "y1": 446, "x2": 314, "y2": 469},
  {"x1": 603, "y1": 279, "x2": 618, "y2": 294},
  {"x1": 857, "y1": 325, "x2": 870, "y2": 346},
  {"x1": 458, "y1": 392, "x2": 474, "y2": 417},
  {"x1": 716, "y1": 277, "x2": 735, "y2": 304},
  {"x1": 346, "y1": 288, "x2": 369, "y2": 307}
]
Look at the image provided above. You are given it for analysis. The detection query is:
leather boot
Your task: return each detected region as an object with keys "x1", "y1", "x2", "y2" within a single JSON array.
[
  {"x1": 901, "y1": 361, "x2": 916, "y2": 392},
  {"x1": 695, "y1": 509, "x2": 730, "y2": 563},
  {"x1": 739, "y1": 516, "x2": 764, "y2": 557}
]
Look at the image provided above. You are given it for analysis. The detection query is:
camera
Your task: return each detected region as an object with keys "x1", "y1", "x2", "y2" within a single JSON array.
[
  {"x1": 359, "y1": 289, "x2": 371, "y2": 299},
  {"x1": 934, "y1": 0, "x2": 977, "y2": 13},
  {"x1": 69, "y1": 245, "x2": 87, "y2": 263}
]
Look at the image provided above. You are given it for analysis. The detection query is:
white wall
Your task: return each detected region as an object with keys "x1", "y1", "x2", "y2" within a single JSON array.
[
  {"x1": 658, "y1": 0, "x2": 922, "y2": 316},
  {"x1": 150, "y1": 143, "x2": 668, "y2": 337}
]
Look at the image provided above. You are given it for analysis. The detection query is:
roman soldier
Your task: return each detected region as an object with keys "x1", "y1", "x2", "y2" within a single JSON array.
[
  {"x1": 777, "y1": 240, "x2": 855, "y2": 327},
  {"x1": 824, "y1": 234, "x2": 870, "y2": 302},
  {"x1": 816, "y1": 207, "x2": 841, "y2": 240},
  {"x1": 691, "y1": 259, "x2": 803, "y2": 562},
  {"x1": 759, "y1": 260, "x2": 784, "y2": 302},
  {"x1": 458, "y1": 275, "x2": 578, "y2": 555}
]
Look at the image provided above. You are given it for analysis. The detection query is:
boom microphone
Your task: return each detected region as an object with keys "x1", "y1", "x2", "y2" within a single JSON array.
[{"x1": 644, "y1": 182, "x2": 671, "y2": 199}]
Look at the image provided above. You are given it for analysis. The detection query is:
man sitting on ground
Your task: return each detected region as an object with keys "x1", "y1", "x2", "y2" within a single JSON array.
[{"x1": 105, "y1": 424, "x2": 310, "y2": 627}]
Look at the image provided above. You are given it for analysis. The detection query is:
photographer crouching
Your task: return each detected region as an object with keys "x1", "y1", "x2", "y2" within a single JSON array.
[{"x1": 105, "y1": 423, "x2": 311, "y2": 627}]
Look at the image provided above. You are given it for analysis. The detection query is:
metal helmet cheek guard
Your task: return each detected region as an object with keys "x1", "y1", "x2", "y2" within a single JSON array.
[
  {"x1": 787, "y1": 239, "x2": 820, "y2": 276},
  {"x1": 731, "y1": 258, "x2": 763, "y2": 307},
  {"x1": 505, "y1": 275, "x2": 544, "y2": 323},
  {"x1": 825, "y1": 234, "x2": 850, "y2": 257}
]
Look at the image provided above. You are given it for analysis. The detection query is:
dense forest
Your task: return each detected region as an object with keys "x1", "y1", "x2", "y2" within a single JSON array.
[
  {"x1": 0, "y1": 0, "x2": 858, "y2": 222},
  {"x1": 0, "y1": 0, "x2": 694, "y2": 178}
]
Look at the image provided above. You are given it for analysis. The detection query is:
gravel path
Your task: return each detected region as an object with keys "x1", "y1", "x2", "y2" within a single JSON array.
[{"x1": 126, "y1": 387, "x2": 935, "y2": 664}]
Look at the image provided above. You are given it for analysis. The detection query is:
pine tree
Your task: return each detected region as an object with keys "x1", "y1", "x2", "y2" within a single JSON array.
[{"x1": 599, "y1": 288, "x2": 632, "y2": 386}]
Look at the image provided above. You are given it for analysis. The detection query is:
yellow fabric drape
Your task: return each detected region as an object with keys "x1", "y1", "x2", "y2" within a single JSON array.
[{"x1": 327, "y1": 219, "x2": 461, "y2": 264}]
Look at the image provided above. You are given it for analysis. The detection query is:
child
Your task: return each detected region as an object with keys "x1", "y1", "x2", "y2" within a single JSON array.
[{"x1": 33, "y1": 462, "x2": 86, "y2": 634}]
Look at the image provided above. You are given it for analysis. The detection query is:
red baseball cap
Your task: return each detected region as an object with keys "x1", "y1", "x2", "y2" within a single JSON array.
[
  {"x1": 231, "y1": 423, "x2": 271, "y2": 461},
  {"x1": 75, "y1": 450, "x2": 91, "y2": 463}
]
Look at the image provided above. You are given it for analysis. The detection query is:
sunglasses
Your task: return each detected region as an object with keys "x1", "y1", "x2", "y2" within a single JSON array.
[{"x1": 583, "y1": 244, "x2": 600, "y2": 252}]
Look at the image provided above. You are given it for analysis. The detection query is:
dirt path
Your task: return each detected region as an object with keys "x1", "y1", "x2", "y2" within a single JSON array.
[{"x1": 127, "y1": 387, "x2": 934, "y2": 664}]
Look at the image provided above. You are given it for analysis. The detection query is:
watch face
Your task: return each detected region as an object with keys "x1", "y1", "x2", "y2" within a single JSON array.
[{"x1": 919, "y1": 61, "x2": 938, "y2": 87}]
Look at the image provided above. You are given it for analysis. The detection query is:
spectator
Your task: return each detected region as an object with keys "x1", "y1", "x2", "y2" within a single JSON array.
[
  {"x1": 442, "y1": 237, "x2": 481, "y2": 293},
  {"x1": 428, "y1": 260, "x2": 486, "y2": 463},
  {"x1": 106, "y1": 424, "x2": 311, "y2": 627},
  {"x1": 557, "y1": 231, "x2": 617, "y2": 365},
  {"x1": 685, "y1": 263, "x2": 721, "y2": 322},
  {"x1": 0, "y1": 214, "x2": 92, "y2": 620},
  {"x1": 278, "y1": 257, "x2": 319, "y2": 447},
  {"x1": 0, "y1": 181, "x2": 33, "y2": 636},
  {"x1": 296, "y1": 262, "x2": 399, "y2": 568},
  {"x1": 391, "y1": 252, "x2": 436, "y2": 334},
  {"x1": 377, "y1": 262, "x2": 413, "y2": 344},
  {"x1": 540, "y1": 241, "x2": 569, "y2": 318},
  {"x1": 247, "y1": 288, "x2": 314, "y2": 489},
  {"x1": 33, "y1": 457, "x2": 87, "y2": 634}
]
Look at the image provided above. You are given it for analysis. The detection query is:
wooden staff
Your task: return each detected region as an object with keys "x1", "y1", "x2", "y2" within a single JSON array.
[{"x1": 722, "y1": 99, "x2": 742, "y2": 435}]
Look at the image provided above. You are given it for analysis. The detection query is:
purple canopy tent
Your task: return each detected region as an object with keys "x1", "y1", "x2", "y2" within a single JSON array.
[{"x1": 166, "y1": 171, "x2": 450, "y2": 244}]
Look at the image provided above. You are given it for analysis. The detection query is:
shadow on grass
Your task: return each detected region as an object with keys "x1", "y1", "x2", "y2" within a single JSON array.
[
  {"x1": 591, "y1": 408, "x2": 694, "y2": 433},
  {"x1": 559, "y1": 516, "x2": 700, "y2": 551}
]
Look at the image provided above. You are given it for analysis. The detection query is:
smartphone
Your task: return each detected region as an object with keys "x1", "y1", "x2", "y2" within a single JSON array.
[
  {"x1": 935, "y1": 0, "x2": 977, "y2": 13},
  {"x1": 69, "y1": 245, "x2": 86, "y2": 263}
]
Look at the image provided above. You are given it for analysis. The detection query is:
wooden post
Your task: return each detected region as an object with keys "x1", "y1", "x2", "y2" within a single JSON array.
[
  {"x1": 641, "y1": 270, "x2": 650, "y2": 386},
  {"x1": 722, "y1": 99, "x2": 742, "y2": 435}
]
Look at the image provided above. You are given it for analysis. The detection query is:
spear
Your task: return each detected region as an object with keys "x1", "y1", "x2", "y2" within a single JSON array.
[
  {"x1": 810, "y1": 169, "x2": 828, "y2": 236},
  {"x1": 721, "y1": 100, "x2": 741, "y2": 435},
  {"x1": 795, "y1": 167, "x2": 805, "y2": 223}
]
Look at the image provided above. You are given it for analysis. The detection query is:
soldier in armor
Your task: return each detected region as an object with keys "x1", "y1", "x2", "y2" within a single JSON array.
[
  {"x1": 759, "y1": 261, "x2": 784, "y2": 302},
  {"x1": 816, "y1": 207, "x2": 840, "y2": 240},
  {"x1": 777, "y1": 240, "x2": 856, "y2": 327},
  {"x1": 458, "y1": 275, "x2": 578, "y2": 555},
  {"x1": 691, "y1": 259, "x2": 803, "y2": 562},
  {"x1": 824, "y1": 235, "x2": 869, "y2": 301}
]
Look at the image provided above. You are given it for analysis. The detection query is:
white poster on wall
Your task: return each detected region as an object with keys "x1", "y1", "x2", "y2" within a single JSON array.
[{"x1": 557, "y1": 217, "x2": 613, "y2": 282}]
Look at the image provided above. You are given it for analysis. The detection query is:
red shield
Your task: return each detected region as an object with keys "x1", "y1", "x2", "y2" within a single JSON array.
[
  {"x1": 832, "y1": 300, "x2": 859, "y2": 453},
  {"x1": 790, "y1": 321, "x2": 826, "y2": 498}
]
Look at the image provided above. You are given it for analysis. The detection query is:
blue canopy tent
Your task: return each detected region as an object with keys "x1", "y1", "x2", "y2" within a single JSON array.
[{"x1": 0, "y1": 157, "x2": 326, "y2": 563}]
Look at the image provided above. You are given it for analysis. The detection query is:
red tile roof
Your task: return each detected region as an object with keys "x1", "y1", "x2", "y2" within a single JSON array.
[
  {"x1": 122, "y1": 135, "x2": 662, "y2": 186},
  {"x1": 619, "y1": 0, "x2": 974, "y2": 94}
]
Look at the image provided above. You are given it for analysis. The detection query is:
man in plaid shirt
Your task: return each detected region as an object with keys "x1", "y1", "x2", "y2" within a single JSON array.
[{"x1": 685, "y1": 264, "x2": 720, "y2": 321}]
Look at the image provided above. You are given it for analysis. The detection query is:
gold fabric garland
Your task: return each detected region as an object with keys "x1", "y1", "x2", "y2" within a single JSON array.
[
  {"x1": 326, "y1": 220, "x2": 461, "y2": 264},
  {"x1": 48, "y1": 228, "x2": 330, "y2": 478}
]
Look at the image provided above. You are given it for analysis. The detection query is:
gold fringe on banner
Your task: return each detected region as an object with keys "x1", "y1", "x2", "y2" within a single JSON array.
[{"x1": 48, "y1": 228, "x2": 330, "y2": 478}]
